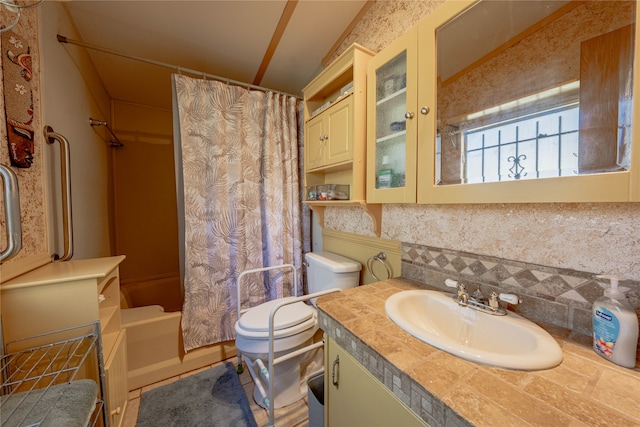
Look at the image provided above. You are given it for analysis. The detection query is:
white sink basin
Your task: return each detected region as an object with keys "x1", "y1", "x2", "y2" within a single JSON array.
[{"x1": 385, "y1": 290, "x2": 563, "y2": 370}]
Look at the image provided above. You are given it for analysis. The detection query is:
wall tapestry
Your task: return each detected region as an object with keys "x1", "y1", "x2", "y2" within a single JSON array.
[{"x1": 2, "y1": 29, "x2": 34, "y2": 168}]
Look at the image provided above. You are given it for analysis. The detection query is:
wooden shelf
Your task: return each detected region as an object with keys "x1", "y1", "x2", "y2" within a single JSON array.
[
  {"x1": 305, "y1": 201, "x2": 382, "y2": 237},
  {"x1": 303, "y1": 44, "x2": 379, "y2": 235},
  {"x1": 1, "y1": 256, "x2": 129, "y2": 427}
]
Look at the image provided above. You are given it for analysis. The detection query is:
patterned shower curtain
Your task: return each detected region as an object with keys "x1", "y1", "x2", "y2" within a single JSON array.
[{"x1": 172, "y1": 74, "x2": 303, "y2": 351}]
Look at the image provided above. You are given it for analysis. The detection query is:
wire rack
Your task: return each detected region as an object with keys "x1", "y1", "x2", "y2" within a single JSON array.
[{"x1": 0, "y1": 322, "x2": 108, "y2": 427}]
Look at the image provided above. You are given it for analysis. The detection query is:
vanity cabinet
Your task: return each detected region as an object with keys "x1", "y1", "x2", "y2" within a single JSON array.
[
  {"x1": 1, "y1": 256, "x2": 129, "y2": 427},
  {"x1": 325, "y1": 336, "x2": 427, "y2": 427},
  {"x1": 303, "y1": 44, "x2": 384, "y2": 236}
]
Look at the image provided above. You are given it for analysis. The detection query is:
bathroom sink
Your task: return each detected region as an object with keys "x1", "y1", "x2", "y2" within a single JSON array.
[{"x1": 385, "y1": 290, "x2": 563, "y2": 370}]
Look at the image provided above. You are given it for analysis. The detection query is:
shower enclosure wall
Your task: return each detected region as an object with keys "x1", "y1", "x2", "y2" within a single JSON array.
[{"x1": 112, "y1": 101, "x2": 236, "y2": 389}]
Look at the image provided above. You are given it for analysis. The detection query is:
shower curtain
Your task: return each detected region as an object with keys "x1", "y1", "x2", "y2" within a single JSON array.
[{"x1": 172, "y1": 74, "x2": 303, "y2": 351}]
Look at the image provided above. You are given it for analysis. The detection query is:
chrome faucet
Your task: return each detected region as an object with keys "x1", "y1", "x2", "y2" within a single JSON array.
[
  {"x1": 470, "y1": 288, "x2": 486, "y2": 304},
  {"x1": 444, "y1": 279, "x2": 521, "y2": 316}
]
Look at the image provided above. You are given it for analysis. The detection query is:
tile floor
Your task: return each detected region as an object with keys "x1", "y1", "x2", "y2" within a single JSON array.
[{"x1": 121, "y1": 357, "x2": 310, "y2": 427}]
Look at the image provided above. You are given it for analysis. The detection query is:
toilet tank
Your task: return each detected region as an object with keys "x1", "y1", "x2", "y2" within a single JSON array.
[{"x1": 305, "y1": 251, "x2": 361, "y2": 294}]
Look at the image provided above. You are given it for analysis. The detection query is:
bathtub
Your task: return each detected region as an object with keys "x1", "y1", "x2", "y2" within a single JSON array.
[{"x1": 120, "y1": 277, "x2": 236, "y2": 390}]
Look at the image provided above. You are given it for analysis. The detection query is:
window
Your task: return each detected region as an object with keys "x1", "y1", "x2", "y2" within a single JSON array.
[{"x1": 464, "y1": 105, "x2": 579, "y2": 183}]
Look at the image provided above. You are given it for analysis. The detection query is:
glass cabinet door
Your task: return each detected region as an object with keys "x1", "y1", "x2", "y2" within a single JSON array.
[
  {"x1": 367, "y1": 27, "x2": 418, "y2": 203},
  {"x1": 375, "y1": 52, "x2": 407, "y2": 190}
]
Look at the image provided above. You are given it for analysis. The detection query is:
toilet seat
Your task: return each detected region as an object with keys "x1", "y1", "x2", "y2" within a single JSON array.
[{"x1": 236, "y1": 298, "x2": 316, "y2": 340}]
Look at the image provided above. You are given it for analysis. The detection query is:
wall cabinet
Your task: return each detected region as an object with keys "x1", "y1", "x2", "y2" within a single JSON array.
[
  {"x1": 325, "y1": 336, "x2": 427, "y2": 427},
  {"x1": 1, "y1": 256, "x2": 129, "y2": 427},
  {"x1": 367, "y1": 0, "x2": 640, "y2": 204},
  {"x1": 303, "y1": 44, "x2": 383, "y2": 236},
  {"x1": 306, "y1": 95, "x2": 353, "y2": 170}
]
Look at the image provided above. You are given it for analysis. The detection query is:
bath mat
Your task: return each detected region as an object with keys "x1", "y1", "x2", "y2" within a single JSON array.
[{"x1": 136, "y1": 362, "x2": 257, "y2": 427}]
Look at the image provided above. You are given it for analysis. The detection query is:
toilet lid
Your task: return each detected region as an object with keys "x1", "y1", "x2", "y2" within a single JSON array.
[{"x1": 238, "y1": 297, "x2": 314, "y2": 332}]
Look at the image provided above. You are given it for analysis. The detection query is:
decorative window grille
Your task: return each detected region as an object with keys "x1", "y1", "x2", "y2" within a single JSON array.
[{"x1": 464, "y1": 105, "x2": 579, "y2": 183}]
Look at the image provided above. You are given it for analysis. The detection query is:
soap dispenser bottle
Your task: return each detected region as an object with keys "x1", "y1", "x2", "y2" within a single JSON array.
[{"x1": 592, "y1": 275, "x2": 639, "y2": 368}]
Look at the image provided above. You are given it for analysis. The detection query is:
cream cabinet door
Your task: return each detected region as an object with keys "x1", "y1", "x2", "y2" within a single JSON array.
[
  {"x1": 367, "y1": 26, "x2": 420, "y2": 203},
  {"x1": 306, "y1": 96, "x2": 354, "y2": 171},
  {"x1": 325, "y1": 337, "x2": 428, "y2": 427},
  {"x1": 105, "y1": 330, "x2": 129, "y2": 427},
  {"x1": 306, "y1": 113, "x2": 327, "y2": 170},
  {"x1": 325, "y1": 96, "x2": 353, "y2": 166}
]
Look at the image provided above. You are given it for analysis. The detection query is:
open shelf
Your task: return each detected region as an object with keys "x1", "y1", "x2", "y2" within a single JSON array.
[
  {"x1": 306, "y1": 200, "x2": 382, "y2": 237},
  {"x1": 303, "y1": 44, "x2": 380, "y2": 236},
  {"x1": 1, "y1": 323, "x2": 107, "y2": 427}
]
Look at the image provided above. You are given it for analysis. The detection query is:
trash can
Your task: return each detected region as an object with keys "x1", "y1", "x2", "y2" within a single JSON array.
[{"x1": 307, "y1": 372, "x2": 324, "y2": 427}]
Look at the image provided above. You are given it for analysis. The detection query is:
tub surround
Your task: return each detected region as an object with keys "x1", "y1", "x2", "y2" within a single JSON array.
[
  {"x1": 121, "y1": 306, "x2": 236, "y2": 390},
  {"x1": 316, "y1": 280, "x2": 640, "y2": 427}
]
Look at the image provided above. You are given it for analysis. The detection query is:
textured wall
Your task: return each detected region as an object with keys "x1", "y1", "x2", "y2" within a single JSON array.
[
  {"x1": 0, "y1": 7, "x2": 49, "y2": 265},
  {"x1": 39, "y1": 2, "x2": 114, "y2": 260},
  {"x1": 327, "y1": 0, "x2": 442, "y2": 64},
  {"x1": 323, "y1": 1, "x2": 640, "y2": 282}
]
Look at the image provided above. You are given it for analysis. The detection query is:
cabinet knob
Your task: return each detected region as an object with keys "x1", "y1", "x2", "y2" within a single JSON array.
[
  {"x1": 420, "y1": 107, "x2": 430, "y2": 115},
  {"x1": 111, "y1": 407, "x2": 121, "y2": 416},
  {"x1": 404, "y1": 111, "x2": 414, "y2": 119}
]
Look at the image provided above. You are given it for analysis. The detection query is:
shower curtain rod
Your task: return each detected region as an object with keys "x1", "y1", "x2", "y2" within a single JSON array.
[{"x1": 56, "y1": 35, "x2": 302, "y2": 99}]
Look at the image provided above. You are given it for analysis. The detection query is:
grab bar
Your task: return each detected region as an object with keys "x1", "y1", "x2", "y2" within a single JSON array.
[
  {"x1": 236, "y1": 264, "x2": 299, "y2": 319},
  {"x1": 0, "y1": 164, "x2": 22, "y2": 263},
  {"x1": 44, "y1": 126, "x2": 74, "y2": 261},
  {"x1": 264, "y1": 288, "x2": 340, "y2": 427}
]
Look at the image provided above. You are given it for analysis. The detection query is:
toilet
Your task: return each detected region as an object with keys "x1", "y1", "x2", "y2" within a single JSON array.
[{"x1": 235, "y1": 251, "x2": 361, "y2": 409}]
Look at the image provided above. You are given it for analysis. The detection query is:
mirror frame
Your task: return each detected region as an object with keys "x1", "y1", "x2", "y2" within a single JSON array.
[{"x1": 417, "y1": 0, "x2": 640, "y2": 204}]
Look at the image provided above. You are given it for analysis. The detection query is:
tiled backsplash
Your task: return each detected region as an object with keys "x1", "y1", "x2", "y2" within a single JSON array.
[{"x1": 401, "y1": 242, "x2": 640, "y2": 338}]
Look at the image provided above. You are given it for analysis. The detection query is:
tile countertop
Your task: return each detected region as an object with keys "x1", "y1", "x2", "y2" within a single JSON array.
[{"x1": 316, "y1": 279, "x2": 640, "y2": 427}]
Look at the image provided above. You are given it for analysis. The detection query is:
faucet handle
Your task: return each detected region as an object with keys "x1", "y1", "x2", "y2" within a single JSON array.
[
  {"x1": 444, "y1": 279, "x2": 458, "y2": 289},
  {"x1": 489, "y1": 292, "x2": 500, "y2": 309},
  {"x1": 499, "y1": 293, "x2": 522, "y2": 305},
  {"x1": 444, "y1": 279, "x2": 467, "y2": 298}
]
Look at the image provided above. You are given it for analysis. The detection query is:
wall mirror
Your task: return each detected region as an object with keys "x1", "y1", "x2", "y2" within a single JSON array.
[{"x1": 435, "y1": 0, "x2": 636, "y2": 187}]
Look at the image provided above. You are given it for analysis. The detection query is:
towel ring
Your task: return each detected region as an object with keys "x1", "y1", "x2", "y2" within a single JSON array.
[{"x1": 367, "y1": 252, "x2": 392, "y2": 281}]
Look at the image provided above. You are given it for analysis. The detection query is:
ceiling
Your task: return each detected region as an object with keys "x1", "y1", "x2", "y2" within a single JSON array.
[{"x1": 63, "y1": 0, "x2": 370, "y2": 110}]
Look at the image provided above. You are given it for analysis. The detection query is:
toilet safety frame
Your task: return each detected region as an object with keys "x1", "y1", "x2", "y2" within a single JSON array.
[{"x1": 236, "y1": 264, "x2": 340, "y2": 427}]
